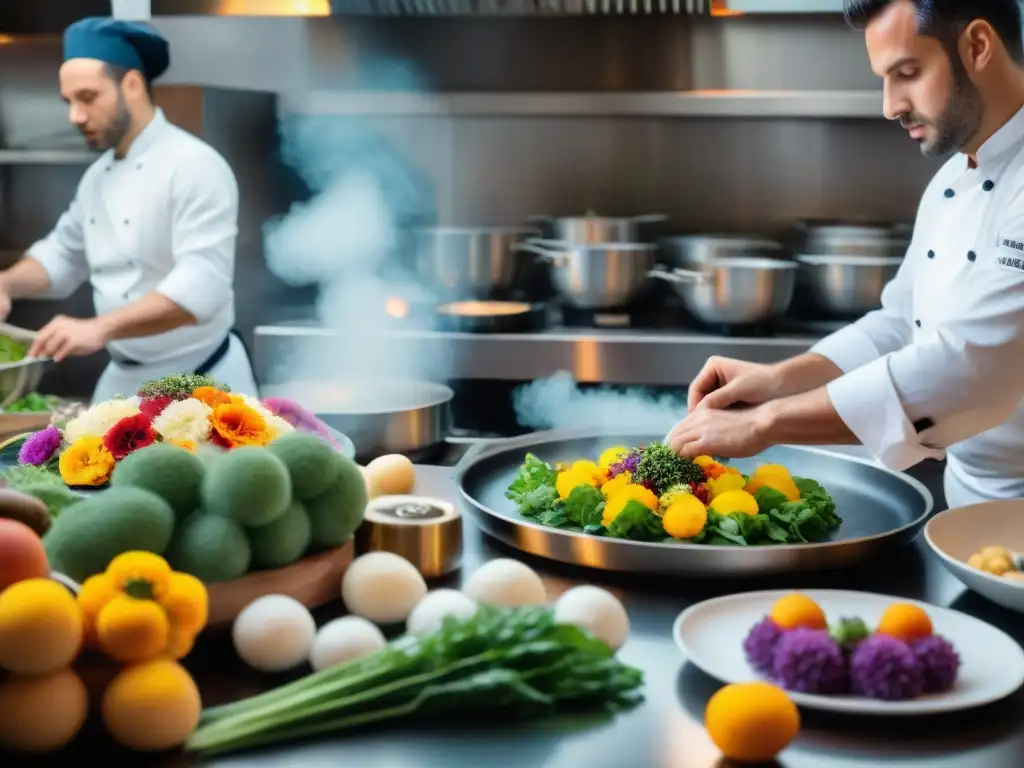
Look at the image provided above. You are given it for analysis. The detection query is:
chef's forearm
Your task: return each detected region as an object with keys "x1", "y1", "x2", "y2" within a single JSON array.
[
  {"x1": 0, "y1": 257, "x2": 55, "y2": 299},
  {"x1": 94, "y1": 292, "x2": 196, "y2": 341},
  {"x1": 770, "y1": 353, "x2": 845, "y2": 399},
  {"x1": 757, "y1": 387, "x2": 859, "y2": 445}
]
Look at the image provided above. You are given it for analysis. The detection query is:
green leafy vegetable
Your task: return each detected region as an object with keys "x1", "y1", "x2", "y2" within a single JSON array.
[
  {"x1": 187, "y1": 605, "x2": 644, "y2": 756},
  {"x1": 563, "y1": 484, "x2": 604, "y2": 529},
  {"x1": 3, "y1": 392, "x2": 59, "y2": 413},
  {"x1": 606, "y1": 499, "x2": 664, "y2": 541},
  {"x1": 0, "y1": 334, "x2": 26, "y2": 364},
  {"x1": 633, "y1": 442, "x2": 703, "y2": 493}
]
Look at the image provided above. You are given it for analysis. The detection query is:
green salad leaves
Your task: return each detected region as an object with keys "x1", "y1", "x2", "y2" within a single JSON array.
[{"x1": 505, "y1": 451, "x2": 842, "y2": 546}]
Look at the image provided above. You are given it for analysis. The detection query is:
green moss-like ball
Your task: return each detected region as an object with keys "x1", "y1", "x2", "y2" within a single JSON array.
[
  {"x1": 43, "y1": 487, "x2": 175, "y2": 583},
  {"x1": 200, "y1": 446, "x2": 292, "y2": 527},
  {"x1": 304, "y1": 454, "x2": 367, "y2": 549},
  {"x1": 246, "y1": 500, "x2": 312, "y2": 570},
  {"x1": 266, "y1": 431, "x2": 343, "y2": 500},
  {"x1": 111, "y1": 442, "x2": 205, "y2": 521},
  {"x1": 167, "y1": 511, "x2": 251, "y2": 583}
]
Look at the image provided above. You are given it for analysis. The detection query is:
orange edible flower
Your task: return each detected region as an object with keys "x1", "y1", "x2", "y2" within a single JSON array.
[
  {"x1": 58, "y1": 436, "x2": 116, "y2": 486},
  {"x1": 192, "y1": 386, "x2": 232, "y2": 408},
  {"x1": 209, "y1": 402, "x2": 271, "y2": 448}
]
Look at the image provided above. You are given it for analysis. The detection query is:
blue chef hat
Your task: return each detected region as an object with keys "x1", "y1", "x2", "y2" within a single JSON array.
[{"x1": 63, "y1": 17, "x2": 170, "y2": 81}]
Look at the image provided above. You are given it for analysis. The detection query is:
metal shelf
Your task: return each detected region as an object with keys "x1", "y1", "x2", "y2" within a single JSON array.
[
  {"x1": 0, "y1": 149, "x2": 98, "y2": 165},
  {"x1": 280, "y1": 90, "x2": 883, "y2": 119}
]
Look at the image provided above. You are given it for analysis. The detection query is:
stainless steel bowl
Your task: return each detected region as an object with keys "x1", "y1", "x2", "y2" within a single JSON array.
[
  {"x1": 526, "y1": 214, "x2": 667, "y2": 245},
  {"x1": 661, "y1": 234, "x2": 784, "y2": 266},
  {"x1": 0, "y1": 323, "x2": 46, "y2": 411},
  {"x1": 512, "y1": 239, "x2": 658, "y2": 309},
  {"x1": 414, "y1": 226, "x2": 540, "y2": 298},
  {"x1": 796, "y1": 254, "x2": 902, "y2": 317},
  {"x1": 795, "y1": 221, "x2": 908, "y2": 257},
  {"x1": 649, "y1": 256, "x2": 798, "y2": 325}
]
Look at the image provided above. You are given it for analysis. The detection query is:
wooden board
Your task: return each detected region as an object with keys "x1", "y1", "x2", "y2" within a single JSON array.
[{"x1": 206, "y1": 540, "x2": 355, "y2": 631}]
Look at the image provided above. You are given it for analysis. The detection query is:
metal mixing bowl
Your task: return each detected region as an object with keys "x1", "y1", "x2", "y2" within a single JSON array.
[{"x1": 796, "y1": 254, "x2": 902, "y2": 317}]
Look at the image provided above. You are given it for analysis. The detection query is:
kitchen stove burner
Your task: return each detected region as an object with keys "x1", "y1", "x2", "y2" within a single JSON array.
[{"x1": 561, "y1": 305, "x2": 686, "y2": 329}]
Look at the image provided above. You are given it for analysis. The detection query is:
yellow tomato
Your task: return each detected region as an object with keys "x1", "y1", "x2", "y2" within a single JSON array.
[
  {"x1": 601, "y1": 471, "x2": 633, "y2": 498},
  {"x1": 709, "y1": 489, "x2": 760, "y2": 516},
  {"x1": 556, "y1": 470, "x2": 594, "y2": 500},
  {"x1": 754, "y1": 464, "x2": 791, "y2": 478},
  {"x1": 693, "y1": 455, "x2": 716, "y2": 469},
  {"x1": 602, "y1": 484, "x2": 659, "y2": 527},
  {"x1": 663, "y1": 495, "x2": 708, "y2": 539},
  {"x1": 706, "y1": 472, "x2": 746, "y2": 501},
  {"x1": 598, "y1": 446, "x2": 629, "y2": 469},
  {"x1": 745, "y1": 474, "x2": 801, "y2": 502}
]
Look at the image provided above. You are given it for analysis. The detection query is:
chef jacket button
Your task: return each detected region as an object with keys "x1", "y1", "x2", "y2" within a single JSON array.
[
  {"x1": 89, "y1": 217, "x2": 95, "y2": 225},
  {"x1": 915, "y1": 319, "x2": 922, "y2": 327},
  {"x1": 927, "y1": 249, "x2": 935, "y2": 259},
  {"x1": 135, "y1": 163, "x2": 142, "y2": 170},
  {"x1": 124, "y1": 219, "x2": 129, "y2": 225},
  {"x1": 967, "y1": 250, "x2": 977, "y2": 262},
  {"x1": 983, "y1": 180, "x2": 995, "y2": 191},
  {"x1": 105, "y1": 166, "x2": 111, "y2": 172},
  {"x1": 944, "y1": 188, "x2": 955, "y2": 198},
  {"x1": 122, "y1": 292, "x2": 129, "y2": 299}
]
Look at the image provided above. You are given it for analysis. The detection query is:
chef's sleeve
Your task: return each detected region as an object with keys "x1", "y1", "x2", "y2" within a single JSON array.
[
  {"x1": 809, "y1": 255, "x2": 914, "y2": 373},
  {"x1": 25, "y1": 196, "x2": 90, "y2": 300},
  {"x1": 825, "y1": 195, "x2": 1024, "y2": 470},
  {"x1": 156, "y1": 152, "x2": 239, "y2": 324}
]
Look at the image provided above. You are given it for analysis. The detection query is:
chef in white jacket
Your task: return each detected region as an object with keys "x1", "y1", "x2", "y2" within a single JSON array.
[
  {"x1": 0, "y1": 17, "x2": 257, "y2": 403},
  {"x1": 667, "y1": 0, "x2": 1024, "y2": 509}
]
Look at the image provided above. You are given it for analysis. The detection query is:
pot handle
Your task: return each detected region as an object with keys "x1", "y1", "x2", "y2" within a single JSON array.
[
  {"x1": 512, "y1": 240, "x2": 570, "y2": 267},
  {"x1": 629, "y1": 214, "x2": 669, "y2": 225},
  {"x1": 648, "y1": 267, "x2": 706, "y2": 283}
]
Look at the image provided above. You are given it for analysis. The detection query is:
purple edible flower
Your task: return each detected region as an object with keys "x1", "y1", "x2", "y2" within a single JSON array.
[
  {"x1": 771, "y1": 628, "x2": 849, "y2": 694},
  {"x1": 744, "y1": 617, "x2": 784, "y2": 676},
  {"x1": 17, "y1": 426, "x2": 62, "y2": 466},
  {"x1": 262, "y1": 396, "x2": 339, "y2": 447},
  {"x1": 850, "y1": 633, "x2": 925, "y2": 701},
  {"x1": 912, "y1": 635, "x2": 960, "y2": 693},
  {"x1": 608, "y1": 450, "x2": 641, "y2": 478}
]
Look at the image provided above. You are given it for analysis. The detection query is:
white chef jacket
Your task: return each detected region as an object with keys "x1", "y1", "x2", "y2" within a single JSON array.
[
  {"x1": 25, "y1": 109, "x2": 257, "y2": 401},
  {"x1": 812, "y1": 105, "x2": 1024, "y2": 509}
]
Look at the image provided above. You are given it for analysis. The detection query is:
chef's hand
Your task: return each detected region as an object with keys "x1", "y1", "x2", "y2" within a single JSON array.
[
  {"x1": 0, "y1": 288, "x2": 10, "y2": 321},
  {"x1": 666, "y1": 404, "x2": 771, "y2": 459},
  {"x1": 687, "y1": 356, "x2": 778, "y2": 412},
  {"x1": 29, "y1": 315, "x2": 108, "y2": 362}
]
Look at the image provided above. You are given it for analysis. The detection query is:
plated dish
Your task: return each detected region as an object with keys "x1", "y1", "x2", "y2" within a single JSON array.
[
  {"x1": 506, "y1": 442, "x2": 841, "y2": 546},
  {"x1": 674, "y1": 589, "x2": 1024, "y2": 715}
]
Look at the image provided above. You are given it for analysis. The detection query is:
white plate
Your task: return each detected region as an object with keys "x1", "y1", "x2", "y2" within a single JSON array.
[{"x1": 673, "y1": 589, "x2": 1024, "y2": 715}]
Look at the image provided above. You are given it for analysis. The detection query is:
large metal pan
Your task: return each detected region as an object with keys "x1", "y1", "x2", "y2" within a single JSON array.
[
  {"x1": 454, "y1": 429, "x2": 933, "y2": 577},
  {"x1": 414, "y1": 226, "x2": 540, "y2": 299},
  {"x1": 796, "y1": 254, "x2": 902, "y2": 317},
  {"x1": 526, "y1": 214, "x2": 667, "y2": 245},
  {"x1": 260, "y1": 378, "x2": 453, "y2": 463}
]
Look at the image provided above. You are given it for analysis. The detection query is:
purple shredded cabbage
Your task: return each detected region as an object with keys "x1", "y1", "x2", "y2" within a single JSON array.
[
  {"x1": 771, "y1": 628, "x2": 849, "y2": 695},
  {"x1": 17, "y1": 426, "x2": 62, "y2": 466},
  {"x1": 850, "y1": 634, "x2": 925, "y2": 700},
  {"x1": 744, "y1": 617, "x2": 784, "y2": 676},
  {"x1": 608, "y1": 450, "x2": 641, "y2": 478},
  {"x1": 912, "y1": 635, "x2": 960, "y2": 693}
]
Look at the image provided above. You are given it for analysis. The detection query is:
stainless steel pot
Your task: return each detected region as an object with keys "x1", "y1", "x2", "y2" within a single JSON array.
[
  {"x1": 795, "y1": 220, "x2": 907, "y2": 257},
  {"x1": 649, "y1": 256, "x2": 798, "y2": 325},
  {"x1": 414, "y1": 226, "x2": 540, "y2": 298},
  {"x1": 259, "y1": 378, "x2": 454, "y2": 462},
  {"x1": 661, "y1": 234, "x2": 784, "y2": 266},
  {"x1": 796, "y1": 254, "x2": 902, "y2": 317},
  {"x1": 512, "y1": 238, "x2": 658, "y2": 309},
  {"x1": 526, "y1": 214, "x2": 667, "y2": 244}
]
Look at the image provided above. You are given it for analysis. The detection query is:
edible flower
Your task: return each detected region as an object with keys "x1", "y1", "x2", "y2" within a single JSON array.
[
  {"x1": 139, "y1": 394, "x2": 175, "y2": 418},
  {"x1": 17, "y1": 425, "x2": 62, "y2": 466},
  {"x1": 153, "y1": 398, "x2": 214, "y2": 445},
  {"x1": 78, "y1": 551, "x2": 209, "y2": 663},
  {"x1": 598, "y1": 445, "x2": 629, "y2": 470},
  {"x1": 103, "y1": 413, "x2": 158, "y2": 460},
  {"x1": 192, "y1": 385, "x2": 233, "y2": 408},
  {"x1": 745, "y1": 464, "x2": 801, "y2": 502},
  {"x1": 603, "y1": 484, "x2": 659, "y2": 527},
  {"x1": 62, "y1": 397, "x2": 141, "y2": 444},
  {"x1": 706, "y1": 472, "x2": 747, "y2": 501},
  {"x1": 58, "y1": 435, "x2": 116, "y2": 486},
  {"x1": 209, "y1": 401, "x2": 272, "y2": 448},
  {"x1": 662, "y1": 494, "x2": 708, "y2": 539},
  {"x1": 709, "y1": 489, "x2": 760, "y2": 517}
]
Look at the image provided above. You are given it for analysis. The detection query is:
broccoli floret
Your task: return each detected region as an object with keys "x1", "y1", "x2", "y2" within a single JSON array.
[
  {"x1": 659, "y1": 482, "x2": 693, "y2": 511},
  {"x1": 634, "y1": 442, "x2": 704, "y2": 494}
]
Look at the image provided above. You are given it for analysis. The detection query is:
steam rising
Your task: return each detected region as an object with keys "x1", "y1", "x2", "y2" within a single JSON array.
[{"x1": 512, "y1": 371, "x2": 686, "y2": 434}]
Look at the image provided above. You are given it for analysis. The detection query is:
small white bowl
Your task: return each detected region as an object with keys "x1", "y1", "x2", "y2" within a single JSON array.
[{"x1": 925, "y1": 500, "x2": 1024, "y2": 613}]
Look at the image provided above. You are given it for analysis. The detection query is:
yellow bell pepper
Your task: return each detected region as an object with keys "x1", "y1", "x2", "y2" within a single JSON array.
[
  {"x1": 601, "y1": 471, "x2": 633, "y2": 498},
  {"x1": 708, "y1": 490, "x2": 760, "y2": 516},
  {"x1": 663, "y1": 495, "x2": 708, "y2": 539},
  {"x1": 556, "y1": 469, "x2": 594, "y2": 500},
  {"x1": 744, "y1": 464, "x2": 801, "y2": 502},
  {"x1": 603, "y1": 484, "x2": 659, "y2": 527},
  {"x1": 706, "y1": 472, "x2": 747, "y2": 501},
  {"x1": 78, "y1": 551, "x2": 209, "y2": 664}
]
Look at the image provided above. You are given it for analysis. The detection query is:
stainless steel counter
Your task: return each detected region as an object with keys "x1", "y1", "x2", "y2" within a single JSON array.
[
  {"x1": 174, "y1": 460, "x2": 1023, "y2": 768},
  {"x1": 253, "y1": 325, "x2": 821, "y2": 386}
]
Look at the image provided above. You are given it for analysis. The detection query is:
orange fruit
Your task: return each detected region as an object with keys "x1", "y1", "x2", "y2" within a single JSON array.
[
  {"x1": 768, "y1": 592, "x2": 827, "y2": 631},
  {"x1": 705, "y1": 681, "x2": 800, "y2": 762},
  {"x1": 876, "y1": 602, "x2": 933, "y2": 642}
]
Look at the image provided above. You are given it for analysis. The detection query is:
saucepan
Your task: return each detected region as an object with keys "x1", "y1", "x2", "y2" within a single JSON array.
[
  {"x1": 649, "y1": 257, "x2": 799, "y2": 325},
  {"x1": 413, "y1": 226, "x2": 541, "y2": 298},
  {"x1": 660, "y1": 234, "x2": 785, "y2": 266},
  {"x1": 260, "y1": 378, "x2": 453, "y2": 463},
  {"x1": 795, "y1": 254, "x2": 903, "y2": 317},
  {"x1": 511, "y1": 238, "x2": 659, "y2": 309},
  {"x1": 525, "y1": 214, "x2": 667, "y2": 244}
]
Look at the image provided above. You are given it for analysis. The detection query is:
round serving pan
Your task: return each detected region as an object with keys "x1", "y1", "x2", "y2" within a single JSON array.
[
  {"x1": 434, "y1": 300, "x2": 548, "y2": 333},
  {"x1": 454, "y1": 428, "x2": 933, "y2": 577},
  {"x1": 261, "y1": 378, "x2": 453, "y2": 463}
]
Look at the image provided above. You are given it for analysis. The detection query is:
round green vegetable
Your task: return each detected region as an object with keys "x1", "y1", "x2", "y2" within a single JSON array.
[
  {"x1": 200, "y1": 446, "x2": 292, "y2": 527},
  {"x1": 246, "y1": 500, "x2": 311, "y2": 570},
  {"x1": 304, "y1": 454, "x2": 367, "y2": 549},
  {"x1": 43, "y1": 487, "x2": 175, "y2": 583},
  {"x1": 111, "y1": 442, "x2": 205, "y2": 521},
  {"x1": 266, "y1": 432, "x2": 342, "y2": 500},
  {"x1": 167, "y1": 511, "x2": 251, "y2": 583}
]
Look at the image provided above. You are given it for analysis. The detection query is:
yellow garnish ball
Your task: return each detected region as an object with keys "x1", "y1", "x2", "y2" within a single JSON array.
[
  {"x1": 709, "y1": 490, "x2": 760, "y2": 517},
  {"x1": 556, "y1": 470, "x2": 592, "y2": 501},
  {"x1": 597, "y1": 446, "x2": 629, "y2": 469},
  {"x1": 602, "y1": 484, "x2": 659, "y2": 528},
  {"x1": 706, "y1": 472, "x2": 747, "y2": 501},
  {"x1": 663, "y1": 495, "x2": 708, "y2": 539},
  {"x1": 693, "y1": 455, "x2": 716, "y2": 468},
  {"x1": 601, "y1": 472, "x2": 633, "y2": 498},
  {"x1": 754, "y1": 464, "x2": 791, "y2": 478}
]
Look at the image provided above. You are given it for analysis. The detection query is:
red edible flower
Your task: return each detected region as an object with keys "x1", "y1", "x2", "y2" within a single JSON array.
[
  {"x1": 139, "y1": 394, "x2": 174, "y2": 418},
  {"x1": 103, "y1": 413, "x2": 157, "y2": 460},
  {"x1": 690, "y1": 481, "x2": 710, "y2": 505}
]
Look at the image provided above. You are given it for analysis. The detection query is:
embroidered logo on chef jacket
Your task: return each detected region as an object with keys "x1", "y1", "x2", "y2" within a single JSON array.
[{"x1": 996, "y1": 234, "x2": 1024, "y2": 271}]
